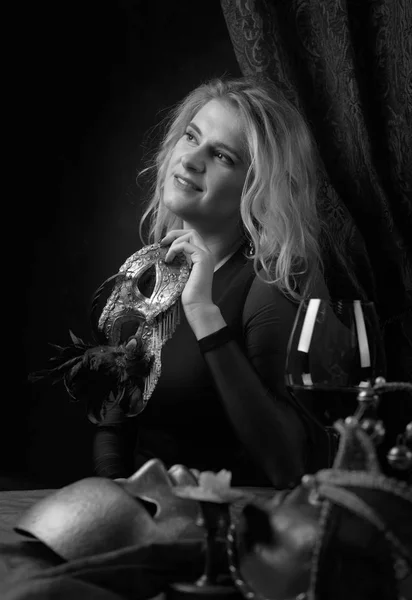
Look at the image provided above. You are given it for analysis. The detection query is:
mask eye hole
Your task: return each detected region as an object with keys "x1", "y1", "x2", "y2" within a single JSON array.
[
  {"x1": 135, "y1": 265, "x2": 156, "y2": 298},
  {"x1": 118, "y1": 318, "x2": 143, "y2": 343},
  {"x1": 136, "y1": 497, "x2": 159, "y2": 518}
]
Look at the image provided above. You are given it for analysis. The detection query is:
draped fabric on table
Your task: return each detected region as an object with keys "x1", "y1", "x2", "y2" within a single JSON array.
[{"x1": 220, "y1": 0, "x2": 412, "y2": 423}]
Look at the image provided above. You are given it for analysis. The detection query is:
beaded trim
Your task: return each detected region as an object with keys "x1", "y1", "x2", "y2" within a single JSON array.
[{"x1": 226, "y1": 522, "x2": 308, "y2": 600}]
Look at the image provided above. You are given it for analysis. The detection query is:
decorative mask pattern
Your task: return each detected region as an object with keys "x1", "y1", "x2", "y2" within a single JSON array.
[{"x1": 98, "y1": 243, "x2": 191, "y2": 412}]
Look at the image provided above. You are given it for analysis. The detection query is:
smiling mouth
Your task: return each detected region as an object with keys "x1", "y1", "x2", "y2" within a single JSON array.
[{"x1": 174, "y1": 175, "x2": 202, "y2": 192}]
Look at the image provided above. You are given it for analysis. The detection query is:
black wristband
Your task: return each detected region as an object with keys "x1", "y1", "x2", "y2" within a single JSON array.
[{"x1": 198, "y1": 326, "x2": 233, "y2": 354}]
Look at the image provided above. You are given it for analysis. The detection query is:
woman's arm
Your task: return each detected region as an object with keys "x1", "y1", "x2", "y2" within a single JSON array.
[
  {"x1": 92, "y1": 398, "x2": 130, "y2": 479},
  {"x1": 161, "y1": 229, "x2": 332, "y2": 486},
  {"x1": 93, "y1": 427, "x2": 129, "y2": 479},
  {"x1": 199, "y1": 279, "x2": 308, "y2": 489}
]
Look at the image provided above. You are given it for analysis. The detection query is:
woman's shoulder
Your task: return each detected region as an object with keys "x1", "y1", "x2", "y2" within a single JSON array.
[
  {"x1": 244, "y1": 267, "x2": 330, "y2": 313},
  {"x1": 247, "y1": 272, "x2": 298, "y2": 303},
  {"x1": 243, "y1": 274, "x2": 299, "y2": 325}
]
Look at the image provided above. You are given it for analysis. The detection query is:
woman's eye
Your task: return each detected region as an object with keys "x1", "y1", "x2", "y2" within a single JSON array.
[
  {"x1": 184, "y1": 131, "x2": 195, "y2": 142},
  {"x1": 215, "y1": 152, "x2": 233, "y2": 165}
]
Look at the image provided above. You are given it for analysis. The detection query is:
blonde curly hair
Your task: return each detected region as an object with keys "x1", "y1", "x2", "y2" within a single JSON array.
[{"x1": 139, "y1": 77, "x2": 323, "y2": 300}]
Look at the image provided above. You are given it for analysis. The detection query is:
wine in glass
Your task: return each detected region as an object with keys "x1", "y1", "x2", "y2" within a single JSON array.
[{"x1": 285, "y1": 299, "x2": 386, "y2": 429}]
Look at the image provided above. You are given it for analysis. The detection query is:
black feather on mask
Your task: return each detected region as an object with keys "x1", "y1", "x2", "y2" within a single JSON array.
[{"x1": 29, "y1": 330, "x2": 152, "y2": 424}]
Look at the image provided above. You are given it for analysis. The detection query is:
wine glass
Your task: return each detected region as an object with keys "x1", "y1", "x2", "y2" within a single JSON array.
[{"x1": 285, "y1": 299, "x2": 386, "y2": 428}]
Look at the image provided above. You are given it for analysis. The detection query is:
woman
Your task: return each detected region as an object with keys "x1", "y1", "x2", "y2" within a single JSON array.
[{"x1": 93, "y1": 77, "x2": 332, "y2": 489}]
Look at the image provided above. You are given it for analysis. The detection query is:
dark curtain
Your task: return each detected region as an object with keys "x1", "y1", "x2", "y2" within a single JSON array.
[{"x1": 220, "y1": 1, "x2": 412, "y2": 393}]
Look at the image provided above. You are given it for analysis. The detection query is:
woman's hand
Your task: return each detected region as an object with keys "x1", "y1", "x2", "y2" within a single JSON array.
[
  {"x1": 161, "y1": 229, "x2": 214, "y2": 307},
  {"x1": 160, "y1": 229, "x2": 226, "y2": 338}
]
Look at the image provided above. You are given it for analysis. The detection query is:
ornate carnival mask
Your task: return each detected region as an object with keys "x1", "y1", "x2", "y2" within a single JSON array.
[
  {"x1": 97, "y1": 242, "x2": 191, "y2": 411},
  {"x1": 30, "y1": 243, "x2": 191, "y2": 421},
  {"x1": 228, "y1": 382, "x2": 412, "y2": 600}
]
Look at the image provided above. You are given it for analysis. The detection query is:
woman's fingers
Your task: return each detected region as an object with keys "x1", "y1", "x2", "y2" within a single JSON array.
[
  {"x1": 162, "y1": 230, "x2": 211, "y2": 265},
  {"x1": 160, "y1": 229, "x2": 187, "y2": 246},
  {"x1": 164, "y1": 240, "x2": 202, "y2": 264},
  {"x1": 160, "y1": 229, "x2": 216, "y2": 314},
  {"x1": 161, "y1": 229, "x2": 209, "y2": 252}
]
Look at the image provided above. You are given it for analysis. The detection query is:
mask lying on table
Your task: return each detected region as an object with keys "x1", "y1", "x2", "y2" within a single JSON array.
[
  {"x1": 30, "y1": 243, "x2": 191, "y2": 422},
  {"x1": 15, "y1": 459, "x2": 203, "y2": 561},
  {"x1": 228, "y1": 418, "x2": 412, "y2": 600}
]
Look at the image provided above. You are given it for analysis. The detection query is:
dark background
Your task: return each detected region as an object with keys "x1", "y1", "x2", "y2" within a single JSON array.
[{"x1": 11, "y1": 0, "x2": 241, "y2": 486}]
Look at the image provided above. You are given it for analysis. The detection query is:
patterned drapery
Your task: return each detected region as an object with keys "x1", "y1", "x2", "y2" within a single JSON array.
[{"x1": 220, "y1": 0, "x2": 412, "y2": 390}]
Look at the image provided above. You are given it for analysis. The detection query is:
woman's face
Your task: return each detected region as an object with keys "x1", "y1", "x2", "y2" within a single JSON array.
[{"x1": 163, "y1": 99, "x2": 249, "y2": 232}]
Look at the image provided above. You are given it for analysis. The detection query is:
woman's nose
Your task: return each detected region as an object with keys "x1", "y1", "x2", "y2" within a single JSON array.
[{"x1": 181, "y1": 150, "x2": 205, "y2": 173}]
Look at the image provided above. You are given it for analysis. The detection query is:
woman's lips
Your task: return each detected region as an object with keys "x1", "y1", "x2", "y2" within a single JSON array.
[{"x1": 174, "y1": 174, "x2": 202, "y2": 192}]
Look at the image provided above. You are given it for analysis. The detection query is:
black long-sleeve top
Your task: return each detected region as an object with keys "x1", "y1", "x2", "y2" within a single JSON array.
[{"x1": 93, "y1": 247, "x2": 333, "y2": 487}]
